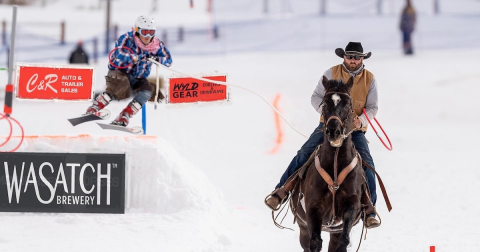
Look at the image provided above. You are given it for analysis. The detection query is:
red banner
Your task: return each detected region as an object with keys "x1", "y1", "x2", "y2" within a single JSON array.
[
  {"x1": 168, "y1": 75, "x2": 228, "y2": 104},
  {"x1": 15, "y1": 64, "x2": 95, "y2": 101}
]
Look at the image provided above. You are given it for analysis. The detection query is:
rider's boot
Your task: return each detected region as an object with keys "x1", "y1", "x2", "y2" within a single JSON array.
[
  {"x1": 265, "y1": 173, "x2": 300, "y2": 211},
  {"x1": 266, "y1": 150, "x2": 318, "y2": 211},
  {"x1": 361, "y1": 183, "x2": 380, "y2": 229},
  {"x1": 265, "y1": 187, "x2": 289, "y2": 211},
  {"x1": 366, "y1": 215, "x2": 380, "y2": 229}
]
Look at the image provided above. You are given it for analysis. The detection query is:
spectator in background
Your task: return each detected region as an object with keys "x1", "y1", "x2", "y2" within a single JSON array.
[
  {"x1": 400, "y1": 0, "x2": 416, "y2": 55},
  {"x1": 69, "y1": 41, "x2": 89, "y2": 64}
]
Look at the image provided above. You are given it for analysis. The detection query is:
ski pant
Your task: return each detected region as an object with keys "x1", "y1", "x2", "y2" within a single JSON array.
[
  {"x1": 276, "y1": 123, "x2": 377, "y2": 215},
  {"x1": 125, "y1": 73, "x2": 153, "y2": 106},
  {"x1": 105, "y1": 69, "x2": 153, "y2": 106}
]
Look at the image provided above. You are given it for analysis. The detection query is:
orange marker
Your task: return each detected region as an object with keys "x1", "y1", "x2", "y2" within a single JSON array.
[{"x1": 269, "y1": 93, "x2": 283, "y2": 154}]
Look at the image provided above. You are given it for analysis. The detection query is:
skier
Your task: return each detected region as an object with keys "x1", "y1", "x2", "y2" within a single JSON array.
[{"x1": 86, "y1": 15, "x2": 172, "y2": 127}]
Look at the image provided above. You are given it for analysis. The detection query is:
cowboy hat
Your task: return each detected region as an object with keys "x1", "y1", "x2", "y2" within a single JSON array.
[{"x1": 335, "y1": 42, "x2": 372, "y2": 59}]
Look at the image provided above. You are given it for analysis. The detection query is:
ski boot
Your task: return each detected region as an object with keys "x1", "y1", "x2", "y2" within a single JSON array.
[
  {"x1": 111, "y1": 100, "x2": 142, "y2": 127},
  {"x1": 86, "y1": 92, "x2": 111, "y2": 115}
]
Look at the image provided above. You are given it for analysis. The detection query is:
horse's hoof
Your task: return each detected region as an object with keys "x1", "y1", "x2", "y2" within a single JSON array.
[{"x1": 365, "y1": 216, "x2": 380, "y2": 229}]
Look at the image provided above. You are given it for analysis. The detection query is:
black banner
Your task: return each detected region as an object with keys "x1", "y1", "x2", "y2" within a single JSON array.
[{"x1": 0, "y1": 152, "x2": 125, "y2": 213}]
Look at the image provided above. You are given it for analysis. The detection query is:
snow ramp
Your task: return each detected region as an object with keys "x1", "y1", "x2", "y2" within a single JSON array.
[{"x1": 0, "y1": 135, "x2": 234, "y2": 252}]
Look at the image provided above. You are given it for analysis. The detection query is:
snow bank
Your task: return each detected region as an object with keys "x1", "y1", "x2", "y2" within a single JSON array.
[{"x1": 0, "y1": 135, "x2": 234, "y2": 252}]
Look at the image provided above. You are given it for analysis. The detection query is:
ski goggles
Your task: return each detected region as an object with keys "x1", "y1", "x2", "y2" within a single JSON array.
[
  {"x1": 345, "y1": 54, "x2": 364, "y2": 60},
  {"x1": 138, "y1": 28, "x2": 155, "y2": 37}
]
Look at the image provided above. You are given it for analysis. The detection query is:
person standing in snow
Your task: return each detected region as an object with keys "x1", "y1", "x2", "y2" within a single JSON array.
[
  {"x1": 85, "y1": 15, "x2": 172, "y2": 127},
  {"x1": 69, "y1": 40, "x2": 89, "y2": 64},
  {"x1": 400, "y1": 0, "x2": 416, "y2": 55},
  {"x1": 265, "y1": 42, "x2": 381, "y2": 229}
]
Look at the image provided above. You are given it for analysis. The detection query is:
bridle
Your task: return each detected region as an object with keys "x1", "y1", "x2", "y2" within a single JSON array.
[
  {"x1": 322, "y1": 91, "x2": 356, "y2": 141},
  {"x1": 316, "y1": 90, "x2": 359, "y2": 227}
]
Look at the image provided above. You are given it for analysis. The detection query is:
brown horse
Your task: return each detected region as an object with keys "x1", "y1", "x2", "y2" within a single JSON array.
[{"x1": 290, "y1": 77, "x2": 365, "y2": 252}]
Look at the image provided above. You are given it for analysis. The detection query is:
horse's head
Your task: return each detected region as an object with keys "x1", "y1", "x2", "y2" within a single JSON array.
[{"x1": 322, "y1": 76, "x2": 354, "y2": 148}]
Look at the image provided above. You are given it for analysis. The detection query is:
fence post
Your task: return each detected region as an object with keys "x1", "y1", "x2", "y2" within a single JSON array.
[
  {"x1": 320, "y1": 0, "x2": 326, "y2": 16},
  {"x1": 263, "y1": 0, "x2": 268, "y2": 14},
  {"x1": 60, "y1": 20, "x2": 65, "y2": 45},
  {"x1": 152, "y1": 0, "x2": 157, "y2": 12},
  {"x1": 113, "y1": 24, "x2": 118, "y2": 41},
  {"x1": 178, "y1": 26, "x2": 184, "y2": 43},
  {"x1": 6, "y1": 46, "x2": 9, "y2": 67},
  {"x1": 207, "y1": 0, "x2": 212, "y2": 13},
  {"x1": 377, "y1": 0, "x2": 382, "y2": 15},
  {"x1": 93, "y1": 37, "x2": 98, "y2": 64},
  {"x1": 2, "y1": 20, "x2": 6, "y2": 46},
  {"x1": 434, "y1": 0, "x2": 440, "y2": 15},
  {"x1": 162, "y1": 30, "x2": 167, "y2": 46},
  {"x1": 105, "y1": 0, "x2": 111, "y2": 54},
  {"x1": 213, "y1": 25, "x2": 219, "y2": 39}
]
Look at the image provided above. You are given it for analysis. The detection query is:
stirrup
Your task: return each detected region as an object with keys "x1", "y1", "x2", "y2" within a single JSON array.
[
  {"x1": 264, "y1": 188, "x2": 288, "y2": 211},
  {"x1": 365, "y1": 207, "x2": 381, "y2": 229}
]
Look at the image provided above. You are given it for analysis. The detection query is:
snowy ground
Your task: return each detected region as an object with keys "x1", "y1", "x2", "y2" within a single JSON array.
[{"x1": 1, "y1": 0, "x2": 480, "y2": 252}]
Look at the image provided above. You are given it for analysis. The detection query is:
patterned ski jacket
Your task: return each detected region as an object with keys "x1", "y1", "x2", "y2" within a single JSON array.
[{"x1": 108, "y1": 31, "x2": 172, "y2": 78}]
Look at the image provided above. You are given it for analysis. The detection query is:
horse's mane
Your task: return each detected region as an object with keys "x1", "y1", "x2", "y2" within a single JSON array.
[{"x1": 324, "y1": 79, "x2": 350, "y2": 94}]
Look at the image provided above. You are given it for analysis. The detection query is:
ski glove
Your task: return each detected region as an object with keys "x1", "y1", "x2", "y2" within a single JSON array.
[{"x1": 146, "y1": 54, "x2": 160, "y2": 62}]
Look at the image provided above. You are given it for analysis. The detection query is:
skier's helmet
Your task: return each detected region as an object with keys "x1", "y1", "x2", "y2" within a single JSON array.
[{"x1": 134, "y1": 15, "x2": 156, "y2": 37}]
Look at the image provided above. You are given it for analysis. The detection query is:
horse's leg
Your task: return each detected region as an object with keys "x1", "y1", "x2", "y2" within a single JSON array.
[
  {"x1": 327, "y1": 233, "x2": 341, "y2": 252},
  {"x1": 333, "y1": 196, "x2": 359, "y2": 252},
  {"x1": 299, "y1": 225, "x2": 310, "y2": 252},
  {"x1": 306, "y1": 207, "x2": 323, "y2": 252}
]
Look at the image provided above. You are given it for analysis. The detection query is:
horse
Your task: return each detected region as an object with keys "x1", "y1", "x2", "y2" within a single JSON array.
[{"x1": 290, "y1": 76, "x2": 365, "y2": 252}]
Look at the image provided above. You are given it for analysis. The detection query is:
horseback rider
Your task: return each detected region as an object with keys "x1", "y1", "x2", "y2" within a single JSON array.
[{"x1": 265, "y1": 42, "x2": 381, "y2": 229}]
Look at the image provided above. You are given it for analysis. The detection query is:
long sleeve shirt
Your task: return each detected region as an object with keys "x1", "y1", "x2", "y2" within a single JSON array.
[{"x1": 311, "y1": 63, "x2": 379, "y2": 127}]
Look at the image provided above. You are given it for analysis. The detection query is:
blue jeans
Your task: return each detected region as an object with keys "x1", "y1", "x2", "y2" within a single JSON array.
[
  {"x1": 126, "y1": 73, "x2": 152, "y2": 106},
  {"x1": 276, "y1": 123, "x2": 377, "y2": 211}
]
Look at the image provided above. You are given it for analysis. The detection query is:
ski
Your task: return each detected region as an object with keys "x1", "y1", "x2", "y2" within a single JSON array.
[
  {"x1": 96, "y1": 122, "x2": 144, "y2": 135},
  {"x1": 68, "y1": 109, "x2": 111, "y2": 126}
]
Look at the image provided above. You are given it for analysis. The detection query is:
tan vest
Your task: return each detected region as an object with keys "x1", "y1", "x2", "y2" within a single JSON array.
[{"x1": 320, "y1": 64, "x2": 373, "y2": 132}]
